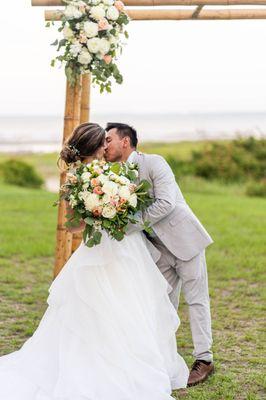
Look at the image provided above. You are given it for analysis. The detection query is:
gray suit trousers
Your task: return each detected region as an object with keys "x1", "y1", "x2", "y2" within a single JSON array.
[{"x1": 149, "y1": 235, "x2": 213, "y2": 362}]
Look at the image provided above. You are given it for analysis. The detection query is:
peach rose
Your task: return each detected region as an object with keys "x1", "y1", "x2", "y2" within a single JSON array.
[
  {"x1": 119, "y1": 197, "x2": 127, "y2": 205},
  {"x1": 103, "y1": 55, "x2": 112, "y2": 64},
  {"x1": 114, "y1": 1, "x2": 124, "y2": 11},
  {"x1": 66, "y1": 173, "x2": 78, "y2": 184},
  {"x1": 93, "y1": 186, "x2": 104, "y2": 195},
  {"x1": 91, "y1": 178, "x2": 100, "y2": 187},
  {"x1": 79, "y1": 33, "x2": 87, "y2": 44},
  {"x1": 98, "y1": 18, "x2": 109, "y2": 31},
  {"x1": 92, "y1": 206, "x2": 103, "y2": 217}
]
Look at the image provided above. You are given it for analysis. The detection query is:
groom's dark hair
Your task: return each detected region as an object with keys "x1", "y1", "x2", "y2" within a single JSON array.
[{"x1": 106, "y1": 123, "x2": 138, "y2": 148}]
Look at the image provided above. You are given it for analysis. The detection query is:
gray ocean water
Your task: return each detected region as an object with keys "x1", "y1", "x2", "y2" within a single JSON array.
[{"x1": 1, "y1": 112, "x2": 266, "y2": 153}]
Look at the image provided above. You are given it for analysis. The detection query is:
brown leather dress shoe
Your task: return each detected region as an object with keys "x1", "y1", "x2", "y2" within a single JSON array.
[{"x1": 187, "y1": 360, "x2": 214, "y2": 387}]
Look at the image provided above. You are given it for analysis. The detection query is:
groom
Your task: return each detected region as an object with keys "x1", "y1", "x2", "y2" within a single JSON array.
[{"x1": 104, "y1": 122, "x2": 214, "y2": 387}]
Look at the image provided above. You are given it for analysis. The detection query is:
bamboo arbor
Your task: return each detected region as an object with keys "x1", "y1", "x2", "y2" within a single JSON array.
[{"x1": 32, "y1": 0, "x2": 266, "y2": 277}]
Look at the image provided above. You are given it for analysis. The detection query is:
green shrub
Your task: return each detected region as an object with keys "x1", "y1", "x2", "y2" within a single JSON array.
[
  {"x1": 166, "y1": 156, "x2": 195, "y2": 179},
  {"x1": 191, "y1": 137, "x2": 266, "y2": 182},
  {"x1": 246, "y1": 179, "x2": 266, "y2": 198},
  {"x1": 0, "y1": 159, "x2": 44, "y2": 189}
]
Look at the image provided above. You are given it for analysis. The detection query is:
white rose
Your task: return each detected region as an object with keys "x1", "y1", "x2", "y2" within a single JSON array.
[
  {"x1": 78, "y1": 50, "x2": 92, "y2": 65},
  {"x1": 78, "y1": 190, "x2": 87, "y2": 200},
  {"x1": 69, "y1": 42, "x2": 82, "y2": 56},
  {"x1": 87, "y1": 37, "x2": 101, "y2": 53},
  {"x1": 98, "y1": 38, "x2": 110, "y2": 55},
  {"x1": 98, "y1": 174, "x2": 109, "y2": 185},
  {"x1": 91, "y1": 0, "x2": 100, "y2": 4},
  {"x1": 83, "y1": 21, "x2": 98, "y2": 38},
  {"x1": 118, "y1": 176, "x2": 130, "y2": 185},
  {"x1": 102, "y1": 193, "x2": 119, "y2": 204},
  {"x1": 102, "y1": 204, "x2": 117, "y2": 219},
  {"x1": 81, "y1": 172, "x2": 91, "y2": 182},
  {"x1": 106, "y1": 6, "x2": 119, "y2": 20},
  {"x1": 109, "y1": 172, "x2": 119, "y2": 181},
  {"x1": 90, "y1": 5, "x2": 106, "y2": 20},
  {"x1": 128, "y1": 193, "x2": 137, "y2": 208},
  {"x1": 83, "y1": 193, "x2": 101, "y2": 211},
  {"x1": 103, "y1": 0, "x2": 114, "y2": 5},
  {"x1": 102, "y1": 193, "x2": 110, "y2": 204},
  {"x1": 65, "y1": 5, "x2": 83, "y2": 19},
  {"x1": 102, "y1": 181, "x2": 118, "y2": 196},
  {"x1": 118, "y1": 186, "x2": 131, "y2": 200},
  {"x1": 63, "y1": 23, "x2": 74, "y2": 40}
]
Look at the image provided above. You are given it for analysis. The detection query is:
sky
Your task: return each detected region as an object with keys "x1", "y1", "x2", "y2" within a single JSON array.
[{"x1": 1, "y1": 1, "x2": 266, "y2": 116}]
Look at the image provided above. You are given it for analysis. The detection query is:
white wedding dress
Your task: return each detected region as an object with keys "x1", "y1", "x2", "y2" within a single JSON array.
[{"x1": 0, "y1": 230, "x2": 189, "y2": 400}]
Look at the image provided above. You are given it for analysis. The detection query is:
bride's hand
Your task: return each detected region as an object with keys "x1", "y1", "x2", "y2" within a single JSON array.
[{"x1": 67, "y1": 219, "x2": 86, "y2": 233}]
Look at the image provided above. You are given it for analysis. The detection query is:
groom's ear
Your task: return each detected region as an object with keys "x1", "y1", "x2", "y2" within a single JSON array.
[{"x1": 122, "y1": 136, "x2": 131, "y2": 148}]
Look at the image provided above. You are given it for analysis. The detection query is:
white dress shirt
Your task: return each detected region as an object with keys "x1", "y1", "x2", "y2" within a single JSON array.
[{"x1": 126, "y1": 150, "x2": 137, "y2": 164}]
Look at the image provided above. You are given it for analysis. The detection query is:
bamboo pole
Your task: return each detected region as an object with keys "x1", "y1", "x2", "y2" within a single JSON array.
[
  {"x1": 54, "y1": 76, "x2": 82, "y2": 278},
  {"x1": 71, "y1": 74, "x2": 91, "y2": 253},
  {"x1": 45, "y1": 8, "x2": 266, "y2": 20},
  {"x1": 32, "y1": 0, "x2": 266, "y2": 5},
  {"x1": 80, "y1": 74, "x2": 91, "y2": 123}
]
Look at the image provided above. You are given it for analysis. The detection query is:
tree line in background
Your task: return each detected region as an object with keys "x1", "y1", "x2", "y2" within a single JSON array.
[
  {"x1": 167, "y1": 137, "x2": 266, "y2": 197},
  {"x1": 0, "y1": 137, "x2": 265, "y2": 197}
]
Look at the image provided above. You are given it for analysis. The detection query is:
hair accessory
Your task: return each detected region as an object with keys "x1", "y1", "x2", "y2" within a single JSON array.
[{"x1": 68, "y1": 144, "x2": 80, "y2": 156}]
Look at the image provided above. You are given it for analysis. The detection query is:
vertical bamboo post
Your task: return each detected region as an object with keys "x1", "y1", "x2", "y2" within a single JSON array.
[
  {"x1": 71, "y1": 73, "x2": 91, "y2": 253},
  {"x1": 54, "y1": 76, "x2": 82, "y2": 278},
  {"x1": 80, "y1": 73, "x2": 91, "y2": 123}
]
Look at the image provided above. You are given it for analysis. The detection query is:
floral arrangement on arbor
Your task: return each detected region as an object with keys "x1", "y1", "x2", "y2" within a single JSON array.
[{"x1": 47, "y1": 0, "x2": 130, "y2": 92}]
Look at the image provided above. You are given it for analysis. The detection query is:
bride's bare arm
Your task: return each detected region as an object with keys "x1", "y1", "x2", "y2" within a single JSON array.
[{"x1": 65, "y1": 201, "x2": 86, "y2": 233}]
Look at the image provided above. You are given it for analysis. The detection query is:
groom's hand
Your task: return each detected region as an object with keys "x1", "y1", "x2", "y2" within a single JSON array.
[{"x1": 126, "y1": 211, "x2": 144, "y2": 235}]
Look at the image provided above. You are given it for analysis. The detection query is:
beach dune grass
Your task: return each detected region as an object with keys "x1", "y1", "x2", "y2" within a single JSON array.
[{"x1": 0, "y1": 143, "x2": 265, "y2": 399}]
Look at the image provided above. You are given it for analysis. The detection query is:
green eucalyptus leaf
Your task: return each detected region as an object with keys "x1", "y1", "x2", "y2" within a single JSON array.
[
  {"x1": 93, "y1": 231, "x2": 102, "y2": 245},
  {"x1": 110, "y1": 162, "x2": 121, "y2": 174},
  {"x1": 84, "y1": 216, "x2": 94, "y2": 226},
  {"x1": 51, "y1": 39, "x2": 58, "y2": 46}
]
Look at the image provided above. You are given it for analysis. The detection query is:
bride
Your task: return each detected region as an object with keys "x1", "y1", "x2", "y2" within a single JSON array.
[{"x1": 0, "y1": 122, "x2": 189, "y2": 400}]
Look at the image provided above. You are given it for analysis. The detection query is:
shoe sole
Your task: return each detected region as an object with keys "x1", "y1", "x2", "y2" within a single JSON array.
[{"x1": 187, "y1": 366, "x2": 215, "y2": 387}]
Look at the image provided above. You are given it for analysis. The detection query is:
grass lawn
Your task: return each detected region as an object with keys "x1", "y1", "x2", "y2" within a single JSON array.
[{"x1": 0, "y1": 145, "x2": 265, "y2": 399}]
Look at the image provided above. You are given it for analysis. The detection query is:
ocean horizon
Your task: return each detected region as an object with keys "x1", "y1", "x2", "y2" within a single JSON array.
[{"x1": 1, "y1": 112, "x2": 266, "y2": 153}]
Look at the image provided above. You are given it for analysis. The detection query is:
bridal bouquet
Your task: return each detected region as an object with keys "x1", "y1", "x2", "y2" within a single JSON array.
[
  {"x1": 47, "y1": 0, "x2": 130, "y2": 92},
  {"x1": 54, "y1": 160, "x2": 153, "y2": 247}
]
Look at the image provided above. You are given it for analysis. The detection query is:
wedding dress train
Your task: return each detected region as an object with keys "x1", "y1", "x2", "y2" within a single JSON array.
[{"x1": 0, "y1": 231, "x2": 189, "y2": 399}]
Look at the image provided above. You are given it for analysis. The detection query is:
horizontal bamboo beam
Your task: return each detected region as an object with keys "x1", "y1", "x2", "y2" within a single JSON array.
[
  {"x1": 45, "y1": 8, "x2": 266, "y2": 19},
  {"x1": 32, "y1": 0, "x2": 266, "y2": 5}
]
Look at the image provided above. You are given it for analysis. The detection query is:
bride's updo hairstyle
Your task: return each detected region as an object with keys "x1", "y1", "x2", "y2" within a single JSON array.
[{"x1": 58, "y1": 122, "x2": 106, "y2": 166}]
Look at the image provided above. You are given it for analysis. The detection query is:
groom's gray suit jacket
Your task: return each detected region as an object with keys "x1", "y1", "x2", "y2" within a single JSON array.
[{"x1": 127, "y1": 151, "x2": 213, "y2": 262}]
